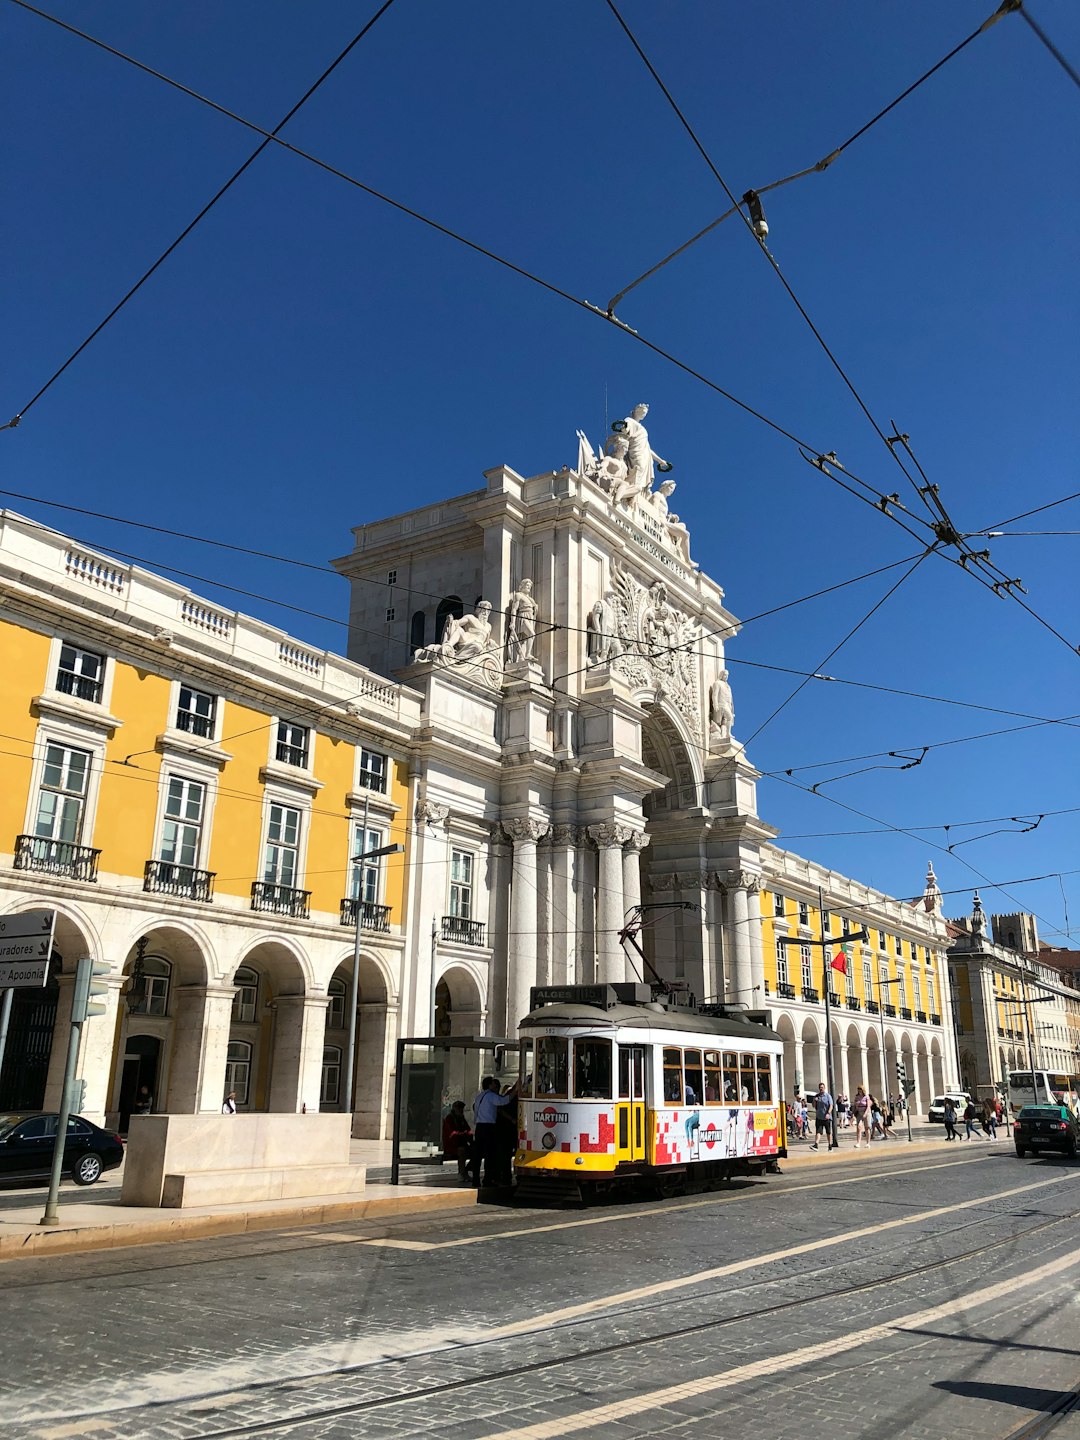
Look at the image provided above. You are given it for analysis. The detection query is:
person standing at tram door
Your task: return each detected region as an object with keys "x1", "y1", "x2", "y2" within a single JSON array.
[{"x1": 471, "y1": 1076, "x2": 517, "y2": 1187}]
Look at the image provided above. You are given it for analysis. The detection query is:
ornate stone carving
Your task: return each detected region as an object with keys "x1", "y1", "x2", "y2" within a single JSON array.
[
  {"x1": 708, "y1": 669, "x2": 735, "y2": 752},
  {"x1": 732, "y1": 869, "x2": 760, "y2": 893},
  {"x1": 623, "y1": 831, "x2": 650, "y2": 854},
  {"x1": 151, "y1": 626, "x2": 174, "y2": 647},
  {"x1": 611, "y1": 402, "x2": 671, "y2": 502},
  {"x1": 587, "y1": 821, "x2": 636, "y2": 849},
  {"x1": 588, "y1": 561, "x2": 700, "y2": 738},
  {"x1": 677, "y1": 869, "x2": 709, "y2": 890},
  {"x1": 414, "y1": 600, "x2": 503, "y2": 690},
  {"x1": 415, "y1": 798, "x2": 449, "y2": 829},
  {"x1": 503, "y1": 818, "x2": 550, "y2": 847},
  {"x1": 650, "y1": 872, "x2": 678, "y2": 892},
  {"x1": 649, "y1": 481, "x2": 691, "y2": 564},
  {"x1": 506, "y1": 579, "x2": 539, "y2": 664},
  {"x1": 550, "y1": 824, "x2": 581, "y2": 847}
]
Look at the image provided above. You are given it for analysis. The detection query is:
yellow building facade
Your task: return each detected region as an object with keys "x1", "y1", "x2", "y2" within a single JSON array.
[{"x1": 0, "y1": 511, "x2": 418, "y2": 1134}]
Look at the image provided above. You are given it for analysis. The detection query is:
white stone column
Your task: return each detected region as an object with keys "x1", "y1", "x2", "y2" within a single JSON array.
[
  {"x1": 486, "y1": 824, "x2": 512, "y2": 1037},
  {"x1": 704, "y1": 875, "x2": 725, "y2": 1005},
  {"x1": 505, "y1": 819, "x2": 549, "y2": 1030},
  {"x1": 44, "y1": 973, "x2": 124, "y2": 1126},
  {"x1": 536, "y1": 831, "x2": 552, "y2": 988},
  {"x1": 746, "y1": 880, "x2": 765, "y2": 996},
  {"x1": 728, "y1": 876, "x2": 754, "y2": 1005},
  {"x1": 589, "y1": 823, "x2": 628, "y2": 984},
  {"x1": 268, "y1": 995, "x2": 330, "y2": 1113},
  {"x1": 792, "y1": 1036, "x2": 805, "y2": 1095},
  {"x1": 838, "y1": 1044, "x2": 851, "y2": 1105},
  {"x1": 621, "y1": 832, "x2": 649, "y2": 983},
  {"x1": 550, "y1": 825, "x2": 579, "y2": 986},
  {"x1": 165, "y1": 984, "x2": 237, "y2": 1114}
]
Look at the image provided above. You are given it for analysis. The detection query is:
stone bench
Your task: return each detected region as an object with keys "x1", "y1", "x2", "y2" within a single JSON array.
[{"x1": 122, "y1": 1113, "x2": 362, "y2": 1209}]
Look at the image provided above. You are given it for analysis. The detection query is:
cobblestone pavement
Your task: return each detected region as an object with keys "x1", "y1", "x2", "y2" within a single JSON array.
[{"x1": 5, "y1": 1147, "x2": 1080, "y2": 1440}]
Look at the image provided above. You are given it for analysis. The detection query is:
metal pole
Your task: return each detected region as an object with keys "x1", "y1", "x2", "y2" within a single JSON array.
[
  {"x1": 1017, "y1": 969, "x2": 1036, "y2": 1071},
  {"x1": 430, "y1": 919, "x2": 439, "y2": 1035},
  {"x1": 820, "y1": 889, "x2": 838, "y2": 1149},
  {"x1": 877, "y1": 976, "x2": 889, "y2": 1105},
  {"x1": 0, "y1": 987, "x2": 14, "y2": 1086},
  {"x1": 40, "y1": 1011, "x2": 81, "y2": 1226},
  {"x1": 343, "y1": 794, "x2": 370, "y2": 1116}
]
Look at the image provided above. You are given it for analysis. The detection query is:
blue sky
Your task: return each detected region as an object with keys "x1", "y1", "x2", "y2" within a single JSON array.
[{"x1": 4, "y1": 2, "x2": 1078, "y2": 939}]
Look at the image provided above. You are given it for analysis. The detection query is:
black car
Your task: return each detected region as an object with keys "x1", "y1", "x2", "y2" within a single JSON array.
[
  {"x1": 0, "y1": 1111, "x2": 125, "y2": 1186},
  {"x1": 1013, "y1": 1104, "x2": 1080, "y2": 1159}
]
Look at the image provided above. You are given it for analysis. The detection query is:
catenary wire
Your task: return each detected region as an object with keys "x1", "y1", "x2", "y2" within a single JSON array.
[
  {"x1": 605, "y1": 0, "x2": 1015, "y2": 312},
  {"x1": 1, "y1": 0, "x2": 959, "y2": 565},
  {"x1": 983, "y1": 489, "x2": 1080, "y2": 532},
  {"x1": 1019, "y1": 3, "x2": 1080, "y2": 91},
  {"x1": 606, "y1": 2, "x2": 1078, "y2": 659},
  {"x1": 3, "y1": 0, "x2": 398, "y2": 425}
]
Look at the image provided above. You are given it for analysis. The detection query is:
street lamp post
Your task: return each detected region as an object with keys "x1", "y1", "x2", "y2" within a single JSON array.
[{"x1": 343, "y1": 832, "x2": 404, "y2": 1116}]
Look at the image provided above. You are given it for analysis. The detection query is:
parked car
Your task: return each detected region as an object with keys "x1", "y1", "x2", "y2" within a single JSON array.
[
  {"x1": 0, "y1": 1112, "x2": 124, "y2": 1186},
  {"x1": 1014, "y1": 1104, "x2": 1080, "y2": 1159},
  {"x1": 927, "y1": 1092, "x2": 972, "y2": 1124}
]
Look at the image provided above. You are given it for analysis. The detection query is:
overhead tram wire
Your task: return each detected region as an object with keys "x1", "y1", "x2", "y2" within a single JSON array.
[
  {"x1": 605, "y1": 0, "x2": 1017, "y2": 314},
  {"x1": 606, "y1": 2, "x2": 1078, "y2": 659},
  {"x1": 767, "y1": 769, "x2": 1065, "y2": 940},
  {"x1": 1, "y1": 2, "x2": 953, "y2": 560},
  {"x1": 1018, "y1": 3, "x2": 1080, "y2": 91},
  {"x1": 1, "y1": 0, "x2": 399, "y2": 428},
  {"x1": 978, "y1": 489, "x2": 1080, "y2": 533}
]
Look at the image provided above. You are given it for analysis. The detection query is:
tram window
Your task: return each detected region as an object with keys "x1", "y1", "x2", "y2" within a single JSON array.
[
  {"x1": 663, "y1": 1048, "x2": 683, "y2": 1104},
  {"x1": 723, "y1": 1051, "x2": 739, "y2": 1102},
  {"x1": 704, "y1": 1050, "x2": 722, "y2": 1102},
  {"x1": 535, "y1": 1036, "x2": 569, "y2": 1097},
  {"x1": 740, "y1": 1054, "x2": 757, "y2": 1103},
  {"x1": 756, "y1": 1057, "x2": 773, "y2": 1103},
  {"x1": 683, "y1": 1049, "x2": 704, "y2": 1106},
  {"x1": 574, "y1": 1039, "x2": 612, "y2": 1099},
  {"x1": 518, "y1": 1039, "x2": 533, "y2": 1097},
  {"x1": 619, "y1": 1047, "x2": 631, "y2": 1099}
]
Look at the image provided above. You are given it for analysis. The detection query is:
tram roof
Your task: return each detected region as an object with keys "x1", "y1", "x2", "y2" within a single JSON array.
[{"x1": 520, "y1": 1002, "x2": 783, "y2": 1044}]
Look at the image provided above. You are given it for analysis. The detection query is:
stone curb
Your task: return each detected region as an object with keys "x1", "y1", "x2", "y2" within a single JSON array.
[
  {"x1": 780, "y1": 1137, "x2": 975, "y2": 1169},
  {"x1": 0, "y1": 1186, "x2": 477, "y2": 1263}
]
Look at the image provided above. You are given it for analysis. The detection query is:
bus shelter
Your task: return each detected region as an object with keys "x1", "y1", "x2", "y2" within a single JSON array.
[{"x1": 390, "y1": 1036, "x2": 520, "y2": 1184}]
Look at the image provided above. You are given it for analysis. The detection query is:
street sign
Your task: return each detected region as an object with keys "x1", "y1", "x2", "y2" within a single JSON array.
[{"x1": 0, "y1": 909, "x2": 56, "y2": 988}]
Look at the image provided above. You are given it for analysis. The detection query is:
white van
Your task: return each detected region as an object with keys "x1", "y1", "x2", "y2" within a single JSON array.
[{"x1": 927, "y1": 1092, "x2": 972, "y2": 1123}]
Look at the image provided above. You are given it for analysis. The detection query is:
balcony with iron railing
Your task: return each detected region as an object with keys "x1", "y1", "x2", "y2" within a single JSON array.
[
  {"x1": 275, "y1": 740, "x2": 308, "y2": 768},
  {"x1": 776, "y1": 982, "x2": 797, "y2": 1001},
  {"x1": 56, "y1": 669, "x2": 103, "y2": 704},
  {"x1": 884, "y1": 1004, "x2": 897, "y2": 1018},
  {"x1": 14, "y1": 833, "x2": 100, "y2": 882},
  {"x1": 846, "y1": 996, "x2": 862, "y2": 1011},
  {"x1": 176, "y1": 708, "x2": 214, "y2": 738},
  {"x1": 828, "y1": 991, "x2": 841, "y2": 1007},
  {"x1": 144, "y1": 860, "x2": 215, "y2": 903},
  {"x1": 930, "y1": 1012, "x2": 941, "y2": 1025},
  {"x1": 802, "y1": 987, "x2": 820, "y2": 1004},
  {"x1": 339, "y1": 898, "x2": 391, "y2": 932},
  {"x1": 916, "y1": 1009, "x2": 928, "y2": 1023},
  {"x1": 250, "y1": 881, "x2": 311, "y2": 919},
  {"x1": 901, "y1": 1006, "x2": 913, "y2": 1021},
  {"x1": 441, "y1": 915, "x2": 485, "y2": 946},
  {"x1": 866, "y1": 999, "x2": 880, "y2": 1014}
]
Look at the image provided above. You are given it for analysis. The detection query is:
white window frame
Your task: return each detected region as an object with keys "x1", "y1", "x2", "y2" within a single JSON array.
[
  {"x1": 175, "y1": 682, "x2": 218, "y2": 740},
  {"x1": 129, "y1": 955, "x2": 171, "y2": 1018},
  {"x1": 23, "y1": 721, "x2": 108, "y2": 850},
  {"x1": 775, "y1": 941, "x2": 788, "y2": 986},
  {"x1": 231, "y1": 966, "x2": 259, "y2": 1025},
  {"x1": 449, "y1": 848, "x2": 475, "y2": 921},
  {"x1": 31, "y1": 741, "x2": 92, "y2": 846},
  {"x1": 261, "y1": 798, "x2": 305, "y2": 890},
  {"x1": 349, "y1": 824, "x2": 385, "y2": 904},
  {"x1": 863, "y1": 959, "x2": 873, "y2": 999},
  {"x1": 275, "y1": 719, "x2": 310, "y2": 770},
  {"x1": 798, "y1": 900, "x2": 809, "y2": 926},
  {"x1": 773, "y1": 892, "x2": 785, "y2": 917},
  {"x1": 321, "y1": 1046, "x2": 342, "y2": 1107},
  {"x1": 357, "y1": 747, "x2": 388, "y2": 796},
  {"x1": 327, "y1": 978, "x2": 347, "y2": 1030},
  {"x1": 158, "y1": 774, "x2": 207, "y2": 869},
  {"x1": 55, "y1": 641, "x2": 106, "y2": 704},
  {"x1": 225, "y1": 1041, "x2": 252, "y2": 1105},
  {"x1": 800, "y1": 945, "x2": 813, "y2": 993},
  {"x1": 928, "y1": 976, "x2": 936, "y2": 1015}
]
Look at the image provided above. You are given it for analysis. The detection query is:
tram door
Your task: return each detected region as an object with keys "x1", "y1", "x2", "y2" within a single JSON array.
[{"x1": 616, "y1": 1045, "x2": 647, "y2": 1163}]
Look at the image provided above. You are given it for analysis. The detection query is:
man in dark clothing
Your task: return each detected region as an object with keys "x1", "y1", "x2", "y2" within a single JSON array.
[{"x1": 810, "y1": 1082, "x2": 835, "y2": 1151}]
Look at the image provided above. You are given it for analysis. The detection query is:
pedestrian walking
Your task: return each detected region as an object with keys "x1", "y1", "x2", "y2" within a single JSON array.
[
  {"x1": 852, "y1": 1085, "x2": 872, "y2": 1148},
  {"x1": 809, "y1": 1081, "x2": 835, "y2": 1151},
  {"x1": 883, "y1": 1105, "x2": 898, "y2": 1139},
  {"x1": 981, "y1": 1100, "x2": 997, "y2": 1140},
  {"x1": 963, "y1": 1099, "x2": 981, "y2": 1141},
  {"x1": 869, "y1": 1095, "x2": 885, "y2": 1140},
  {"x1": 943, "y1": 1096, "x2": 958, "y2": 1141}
]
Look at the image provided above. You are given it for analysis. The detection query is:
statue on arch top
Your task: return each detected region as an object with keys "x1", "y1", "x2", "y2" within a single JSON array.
[{"x1": 611, "y1": 402, "x2": 671, "y2": 500}]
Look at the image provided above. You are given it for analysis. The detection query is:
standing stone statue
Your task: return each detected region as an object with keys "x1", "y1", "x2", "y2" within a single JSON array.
[
  {"x1": 507, "y1": 579, "x2": 539, "y2": 664},
  {"x1": 611, "y1": 402, "x2": 671, "y2": 499},
  {"x1": 709, "y1": 669, "x2": 734, "y2": 747},
  {"x1": 586, "y1": 593, "x2": 623, "y2": 666}
]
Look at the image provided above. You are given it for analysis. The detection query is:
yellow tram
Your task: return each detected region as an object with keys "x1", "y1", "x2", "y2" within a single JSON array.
[{"x1": 515, "y1": 984, "x2": 786, "y2": 1199}]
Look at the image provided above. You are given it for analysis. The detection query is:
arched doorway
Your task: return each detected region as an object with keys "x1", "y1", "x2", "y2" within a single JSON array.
[
  {"x1": 774, "y1": 1012, "x2": 798, "y2": 1100},
  {"x1": 437, "y1": 965, "x2": 483, "y2": 1036},
  {"x1": 801, "y1": 1017, "x2": 822, "y2": 1092},
  {"x1": 0, "y1": 948, "x2": 62, "y2": 1109},
  {"x1": 226, "y1": 940, "x2": 309, "y2": 1112},
  {"x1": 325, "y1": 952, "x2": 394, "y2": 1137},
  {"x1": 846, "y1": 1023, "x2": 865, "y2": 1097},
  {"x1": 117, "y1": 1034, "x2": 161, "y2": 1130}
]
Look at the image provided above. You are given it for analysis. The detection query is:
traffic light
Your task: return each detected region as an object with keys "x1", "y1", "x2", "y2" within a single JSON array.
[
  {"x1": 67, "y1": 1078, "x2": 87, "y2": 1113},
  {"x1": 896, "y1": 1057, "x2": 915, "y2": 1098},
  {"x1": 71, "y1": 957, "x2": 111, "y2": 1022}
]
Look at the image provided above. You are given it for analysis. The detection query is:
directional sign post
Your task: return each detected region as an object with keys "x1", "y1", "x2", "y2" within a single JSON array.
[
  {"x1": 0, "y1": 910, "x2": 56, "y2": 1093},
  {"x1": 0, "y1": 909, "x2": 57, "y2": 988}
]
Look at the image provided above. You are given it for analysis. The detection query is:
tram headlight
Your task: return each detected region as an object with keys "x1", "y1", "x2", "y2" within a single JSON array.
[{"x1": 542, "y1": 1132, "x2": 556, "y2": 1150}]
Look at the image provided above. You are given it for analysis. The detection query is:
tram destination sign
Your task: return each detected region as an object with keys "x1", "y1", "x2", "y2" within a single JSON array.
[{"x1": 0, "y1": 909, "x2": 56, "y2": 989}]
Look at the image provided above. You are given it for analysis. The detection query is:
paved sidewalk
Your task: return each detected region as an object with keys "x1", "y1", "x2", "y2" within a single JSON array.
[{"x1": 0, "y1": 1137, "x2": 476, "y2": 1262}]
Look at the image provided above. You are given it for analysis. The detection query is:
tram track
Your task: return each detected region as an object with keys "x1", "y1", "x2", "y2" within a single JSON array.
[{"x1": 36, "y1": 1187, "x2": 1080, "y2": 1440}]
